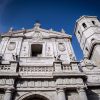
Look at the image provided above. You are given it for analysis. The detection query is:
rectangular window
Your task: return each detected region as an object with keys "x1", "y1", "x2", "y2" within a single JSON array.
[{"x1": 31, "y1": 44, "x2": 42, "y2": 57}]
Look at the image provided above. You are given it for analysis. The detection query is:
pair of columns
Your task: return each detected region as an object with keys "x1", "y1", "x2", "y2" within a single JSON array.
[
  {"x1": 4, "y1": 88, "x2": 13, "y2": 100},
  {"x1": 57, "y1": 88, "x2": 88, "y2": 100}
]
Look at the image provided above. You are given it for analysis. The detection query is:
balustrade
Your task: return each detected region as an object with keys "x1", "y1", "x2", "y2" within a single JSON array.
[
  {"x1": 0, "y1": 65, "x2": 11, "y2": 72},
  {"x1": 19, "y1": 66, "x2": 54, "y2": 73}
]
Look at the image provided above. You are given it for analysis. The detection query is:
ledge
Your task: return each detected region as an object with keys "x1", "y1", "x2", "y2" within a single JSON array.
[
  {"x1": 53, "y1": 72, "x2": 86, "y2": 78},
  {"x1": 87, "y1": 83, "x2": 100, "y2": 87},
  {"x1": 0, "y1": 72, "x2": 19, "y2": 77}
]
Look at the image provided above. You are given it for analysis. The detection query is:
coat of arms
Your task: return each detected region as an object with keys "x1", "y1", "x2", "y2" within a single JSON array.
[
  {"x1": 58, "y1": 43, "x2": 66, "y2": 52},
  {"x1": 7, "y1": 42, "x2": 16, "y2": 51}
]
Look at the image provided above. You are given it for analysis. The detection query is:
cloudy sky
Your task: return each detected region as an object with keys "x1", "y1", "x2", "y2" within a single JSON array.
[{"x1": 0, "y1": 0, "x2": 100, "y2": 60}]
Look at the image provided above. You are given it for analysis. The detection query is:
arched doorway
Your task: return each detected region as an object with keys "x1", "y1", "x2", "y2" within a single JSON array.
[
  {"x1": 23, "y1": 94, "x2": 48, "y2": 100},
  {"x1": 17, "y1": 92, "x2": 52, "y2": 100}
]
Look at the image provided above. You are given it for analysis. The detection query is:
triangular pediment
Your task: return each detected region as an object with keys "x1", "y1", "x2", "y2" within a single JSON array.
[
  {"x1": 24, "y1": 28, "x2": 71, "y2": 39},
  {"x1": 1, "y1": 27, "x2": 71, "y2": 39}
]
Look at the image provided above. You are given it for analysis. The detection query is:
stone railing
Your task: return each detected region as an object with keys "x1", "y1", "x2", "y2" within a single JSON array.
[
  {"x1": 0, "y1": 65, "x2": 11, "y2": 72},
  {"x1": 62, "y1": 65, "x2": 72, "y2": 71},
  {"x1": 19, "y1": 66, "x2": 54, "y2": 73}
]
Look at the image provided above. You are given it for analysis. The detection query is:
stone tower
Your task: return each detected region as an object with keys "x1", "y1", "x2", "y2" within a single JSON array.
[{"x1": 74, "y1": 16, "x2": 100, "y2": 66}]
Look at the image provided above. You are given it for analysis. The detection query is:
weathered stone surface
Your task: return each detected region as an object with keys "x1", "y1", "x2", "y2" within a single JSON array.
[{"x1": 0, "y1": 17, "x2": 99, "y2": 100}]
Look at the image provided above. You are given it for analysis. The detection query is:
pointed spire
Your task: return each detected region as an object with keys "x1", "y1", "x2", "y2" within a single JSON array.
[{"x1": 61, "y1": 28, "x2": 66, "y2": 33}]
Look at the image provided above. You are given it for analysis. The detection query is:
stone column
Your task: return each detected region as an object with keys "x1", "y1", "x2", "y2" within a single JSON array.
[
  {"x1": 4, "y1": 88, "x2": 13, "y2": 100},
  {"x1": 77, "y1": 88, "x2": 88, "y2": 100},
  {"x1": 57, "y1": 88, "x2": 66, "y2": 100}
]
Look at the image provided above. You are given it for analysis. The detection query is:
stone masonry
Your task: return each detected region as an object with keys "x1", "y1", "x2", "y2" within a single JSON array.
[{"x1": 0, "y1": 16, "x2": 100, "y2": 100}]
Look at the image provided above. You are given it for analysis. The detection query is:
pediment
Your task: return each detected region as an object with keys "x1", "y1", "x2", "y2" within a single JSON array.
[
  {"x1": 24, "y1": 28, "x2": 71, "y2": 39},
  {"x1": 2, "y1": 28, "x2": 71, "y2": 39}
]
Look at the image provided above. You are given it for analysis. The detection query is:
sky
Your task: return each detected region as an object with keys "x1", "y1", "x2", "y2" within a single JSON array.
[{"x1": 0, "y1": 0, "x2": 100, "y2": 61}]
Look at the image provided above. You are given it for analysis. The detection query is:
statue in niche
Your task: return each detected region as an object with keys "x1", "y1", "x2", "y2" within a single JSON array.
[
  {"x1": 8, "y1": 42, "x2": 16, "y2": 51},
  {"x1": 46, "y1": 45, "x2": 53, "y2": 56},
  {"x1": 46, "y1": 47, "x2": 51, "y2": 56},
  {"x1": 58, "y1": 43, "x2": 66, "y2": 52}
]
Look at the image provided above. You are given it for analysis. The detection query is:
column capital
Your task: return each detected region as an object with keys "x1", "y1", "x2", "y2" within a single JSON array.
[
  {"x1": 5, "y1": 88, "x2": 15, "y2": 93},
  {"x1": 57, "y1": 88, "x2": 65, "y2": 93},
  {"x1": 4, "y1": 88, "x2": 14, "y2": 100},
  {"x1": 77, "y1": 87, "x2": 86, "y2": 92}
]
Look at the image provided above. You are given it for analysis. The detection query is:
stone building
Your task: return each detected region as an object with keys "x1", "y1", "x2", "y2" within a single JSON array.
[{"x1": 0, "y1": 15, "x2": 100, "y2": 100}]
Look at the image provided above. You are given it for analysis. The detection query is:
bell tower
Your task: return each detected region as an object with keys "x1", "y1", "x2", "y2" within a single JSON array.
[{"x1": 74, "y1": 15, "x2": 100, "y2": 66}]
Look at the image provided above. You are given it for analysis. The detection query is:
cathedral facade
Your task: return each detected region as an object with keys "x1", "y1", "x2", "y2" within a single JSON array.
[{"x1": 0, "y1": 16, "x2": 100, "y2": 100}]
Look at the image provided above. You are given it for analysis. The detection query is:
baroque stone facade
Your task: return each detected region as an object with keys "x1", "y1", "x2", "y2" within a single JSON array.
[{"x1": 0, "y1": 16, "x2": 100, "y2": 100}]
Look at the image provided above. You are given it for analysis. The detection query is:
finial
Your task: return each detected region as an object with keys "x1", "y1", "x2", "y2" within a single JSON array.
[
  {"x1": 22, "y1": 27, "x2": 26, "y2": 33},
  {"x1": 61, "y1": 28, "x2": 66, "y2": 33},
  {"x1": 9, "y1": 27, "x2": 13, "y2": 32},
  {"x1": 49, "y1": 28, "x2": 53, "y2": 32},
  {"x1": 34, "y1": 20, "x2": 41, "y2": 28},
  {"x1": 22, "y1": 27, "x2": 25, "y2": 30}
]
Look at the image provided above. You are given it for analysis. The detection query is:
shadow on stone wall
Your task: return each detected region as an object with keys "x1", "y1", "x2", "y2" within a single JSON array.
[{"x1": 87, "y1": 89, "x2": 100, "y2": 100}]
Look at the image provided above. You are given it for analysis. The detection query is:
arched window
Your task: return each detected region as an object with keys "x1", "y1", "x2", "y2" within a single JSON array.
[{"x1": 82, "y1": 23, "x2": 87, "y2": 28}]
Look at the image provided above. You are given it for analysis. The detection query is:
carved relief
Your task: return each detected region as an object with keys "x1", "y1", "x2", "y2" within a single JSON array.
[
  {"x1": 28, "y1": 81, "x2": 34, "y2": 87},
  {"x1": 0, "y1": 79, "x2": 14, "y2": 85},
  {"x1": 6, "y1": 79, "x2": 14, "y2": 85},
  {"x1": 35, "y1": 81, "x2": 41, "y2": 87},
  {"x1": 0, "y1": 79, "x2": 5, "y2": 84},
  {"x1": 7, "y1": 42, "x2": 16, "y2": 51},
  {"x1": 56, "y1": 78, "x2": 83, "y2": 85},
  {"x1": 17, "y1": 80, "x2": 55, "y2": 88},
  {"x1": 58, "y1": 43, "x2": 66, "y2": 52},
  {"x1": 87, "y1": 75, "x2": 100, "y2": 83},
  {"x1": 46, "y1": 43, "x2": 53, "y2": 56},
  {"x1": 32, "y1": 31, "x2": 42, "y2": 41}
]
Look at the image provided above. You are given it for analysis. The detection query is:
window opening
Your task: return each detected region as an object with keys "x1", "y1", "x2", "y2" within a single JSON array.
[{"x1": 31, "y1": 44, "x2": 42, "y2": 57}]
